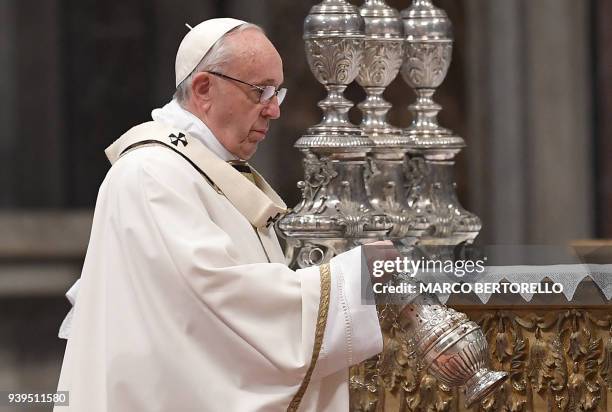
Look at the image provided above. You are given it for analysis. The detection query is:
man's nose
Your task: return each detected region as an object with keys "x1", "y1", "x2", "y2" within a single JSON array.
[{"x1": 262, "y1": 97, "x2": 281, "y2": 119}]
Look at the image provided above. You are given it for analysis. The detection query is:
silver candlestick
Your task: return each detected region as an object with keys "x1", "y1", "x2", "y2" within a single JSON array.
[
  {"x1": 282, "y1": 1, "x2": 507, "y2": 409},
  {"x1": 300, "y1": 0, "x2": 369, "y2": 146},
  {"x1": 401, "y1": 0, "x2": 481, "y2": 244},
  {"x1": 356, "y1": 0, "x2": 425, "y2": 243},
  {"x1": 279, "y1": 0, "x2": 391, "y2": 268},
  {"x1": 356, "y1": 0, "x2": 404, "y2": 145}
]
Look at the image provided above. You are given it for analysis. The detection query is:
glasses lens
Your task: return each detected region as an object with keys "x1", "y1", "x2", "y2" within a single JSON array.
[
  {"x1": 260, "y1": 86, "x2": 275, "y2": 103},
  {"x1": 259, "y1": 86, "x2": 287, "y2": 105},
  {"x1": 277, "y1": 88, "x2": 287, "y2": 105}
]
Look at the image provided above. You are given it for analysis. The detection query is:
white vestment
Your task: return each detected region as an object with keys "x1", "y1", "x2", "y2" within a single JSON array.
[{"x1": 55, "y1": 101, "x2": 383, "y2": 412}]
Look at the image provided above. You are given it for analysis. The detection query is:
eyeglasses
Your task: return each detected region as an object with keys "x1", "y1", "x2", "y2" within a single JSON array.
[{"x1": 206, "y1": 71, "x2": 287, "y2": 105}]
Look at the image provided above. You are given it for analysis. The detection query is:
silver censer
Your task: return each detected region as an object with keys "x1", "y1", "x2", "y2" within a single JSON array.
[
  {"x1": 278, "y1": 0, "x2": 508, "y2": 408},
  {"x1": 401, "y1": 294, "x2": 508, "y2": 407}
]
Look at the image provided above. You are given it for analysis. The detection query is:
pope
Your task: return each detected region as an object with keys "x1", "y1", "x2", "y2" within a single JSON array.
[{"x1": 54, "y1": 18, "x2": 385, "y2": 411}]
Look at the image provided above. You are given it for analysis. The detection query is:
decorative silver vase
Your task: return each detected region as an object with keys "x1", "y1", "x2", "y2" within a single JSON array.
[
  {"x1": 282, "y1": 0, "x2": 508, "y2": 409},
  {"x1": 400, "y1": 0, "x2": 481, "y2": 244},
  {"x1": 299, "y1": 0, "x2": 369, "y2": 147},
  {"x1": 279, "y1": 0, "x2": 390, "y2": 268},
  {"x1": 356, "y1": 0, "x2": 425, "y2": 243}
]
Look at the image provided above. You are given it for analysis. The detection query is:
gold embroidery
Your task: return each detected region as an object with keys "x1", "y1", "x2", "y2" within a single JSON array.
[{"x1": 287, "y1": 263, "x2": 331, "y2": 412}]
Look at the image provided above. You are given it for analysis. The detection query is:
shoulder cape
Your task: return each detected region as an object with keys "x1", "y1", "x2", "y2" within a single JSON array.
[{"x1": 104, "y1": 121, "x2": 287, "y2": 229}]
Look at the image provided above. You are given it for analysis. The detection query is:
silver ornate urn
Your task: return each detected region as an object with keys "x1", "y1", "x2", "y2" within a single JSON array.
[
  {"x1": 402, "y1": 295, "x2": 508, "y2": 407},
  {"x1": 300, "y1": 0, "x2": 369, "y2": 146},
  {"x1": 400, "y1": 0, "x2": 481, "y2": 244},
  {"x1": 282, "y1": 0, "x2": 509, "y2": 409},
  {"x1": 356, "y1": 0, "x2": 404, "y2": 146},
  {"x1": 279, "y1": 0, "x2": 391, "y2": 268},
  {"x1": 356, "y1": 0, "x2": 425, "y2": 243}
]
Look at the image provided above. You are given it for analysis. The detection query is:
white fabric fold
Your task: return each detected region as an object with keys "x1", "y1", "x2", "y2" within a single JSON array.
[
  {"x1": 303, "y1": 246, "x2": 383, "y2": 381},
  {"x1": 58, "y1": 279, "x2": 81, "y2": 339},
  {"x1": 55, "y1": 109, "x2": 383, "y2": 410}
]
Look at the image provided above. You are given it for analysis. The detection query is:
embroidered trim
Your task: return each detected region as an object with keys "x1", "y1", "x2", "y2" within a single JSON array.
[
  {"x1": 336, "y1": 269, "x2": 354, "y2": 365},
  {"x1": 287, "y1": 263, "x2": 331, "y2": 412}
]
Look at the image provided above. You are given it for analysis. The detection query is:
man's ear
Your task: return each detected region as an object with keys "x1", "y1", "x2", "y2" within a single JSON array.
[{"x1": 191, "y1": 72, "x2": 212, "y2": 106}]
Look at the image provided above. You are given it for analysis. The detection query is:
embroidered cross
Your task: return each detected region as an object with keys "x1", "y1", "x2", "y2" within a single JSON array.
[{"x1": 169, "y1": 132, "x2": 187, "y2": 147}]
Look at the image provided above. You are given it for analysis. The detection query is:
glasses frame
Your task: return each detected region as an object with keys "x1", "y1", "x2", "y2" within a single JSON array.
[{"x1": 206, "y1": 71, "x2": 286, "y2": 105}]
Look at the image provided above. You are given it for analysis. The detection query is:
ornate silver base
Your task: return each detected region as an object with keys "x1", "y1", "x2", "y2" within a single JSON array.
[{"x1": 464, "y1": 369, "x2": 509, "y2": 407}]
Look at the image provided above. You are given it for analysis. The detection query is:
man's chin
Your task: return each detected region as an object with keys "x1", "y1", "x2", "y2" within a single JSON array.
[{"x1": 238, "y1": 144, "x2": 258, "y2": 160}]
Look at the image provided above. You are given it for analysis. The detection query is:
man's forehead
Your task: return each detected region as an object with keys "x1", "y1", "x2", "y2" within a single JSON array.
[
  {"x1": 227, "y1": 29, "x2": 277, "y2": 58},
  {"x1": 236, "y1": 65, "x2": 284, "y2": 87},
  {"x1": 224, "y1": 33, "x2": 284, "y2": 84}
]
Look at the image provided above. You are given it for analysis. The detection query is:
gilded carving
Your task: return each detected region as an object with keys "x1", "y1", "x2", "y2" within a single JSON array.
[
  {"x1": 476, "y1": 310, "x2": 612, "y2": 412},
  {"x1": 349, "y1": 308, "x2": 612, "y2": 411},
  {"x1": 602, "y1": 331, "x2": 612, "y2": 389}
]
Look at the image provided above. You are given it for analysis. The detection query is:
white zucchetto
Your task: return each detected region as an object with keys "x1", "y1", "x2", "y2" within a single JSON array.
[{"x1": 175, "y1": 17, "x2": 246, "y2": 88}]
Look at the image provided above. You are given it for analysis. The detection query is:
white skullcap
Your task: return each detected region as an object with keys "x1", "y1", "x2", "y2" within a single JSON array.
[{"x1": 175, "y1": 17, "x2": 246, "y2": 88}]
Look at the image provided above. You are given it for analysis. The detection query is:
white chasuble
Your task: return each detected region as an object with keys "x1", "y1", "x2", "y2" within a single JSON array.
[{"x1": 54, "y1": 119, "x2": 383, "y2": 412}]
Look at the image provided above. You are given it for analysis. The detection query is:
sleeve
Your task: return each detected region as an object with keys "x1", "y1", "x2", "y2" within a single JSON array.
[
  {"x1": 130, "y1": 153, "x2": 383, "y2": 380},
  {"x1": 300, "y1": 247, "x2": 384, "y2": 380},
  {"x1": 327, "y1": 247, "x2": 383, "y2": 371}
]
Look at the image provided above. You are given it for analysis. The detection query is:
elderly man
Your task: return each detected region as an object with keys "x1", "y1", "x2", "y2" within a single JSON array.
[{"x1": 55, "y1": 18, "x2": 383, "y2": 411}]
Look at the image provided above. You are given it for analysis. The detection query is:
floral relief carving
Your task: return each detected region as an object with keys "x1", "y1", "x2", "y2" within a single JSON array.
[
  {"x1": 357, "y1": 40, "x2": 404, "y2": 87},
  {"x1": 402, "y1": 42, "x2": 452, "y2": 89},
  {"x1": 305, "y1": 38, "x2": 363, "y2": 85},
  {"x1": 350, "y1": 309, "x2": 612, "y2": 411},
  {"x1": 293, "y1": 152, "x2": 337, "y2": 215}
]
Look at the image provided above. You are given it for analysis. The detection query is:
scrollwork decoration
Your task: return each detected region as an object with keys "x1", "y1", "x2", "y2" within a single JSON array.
[
  {"x1": 357, "y1": 40, "x2": 404, "y2": 87},
  {"x1": 305, "y1": 38, "x2": 363, "y2": 85},
  {"x1": 402, "y1": 42, "x2": 452, "y2": 89},
  {"x1": 293, "y1": 152, "x2": 337, "y2": 215}
]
